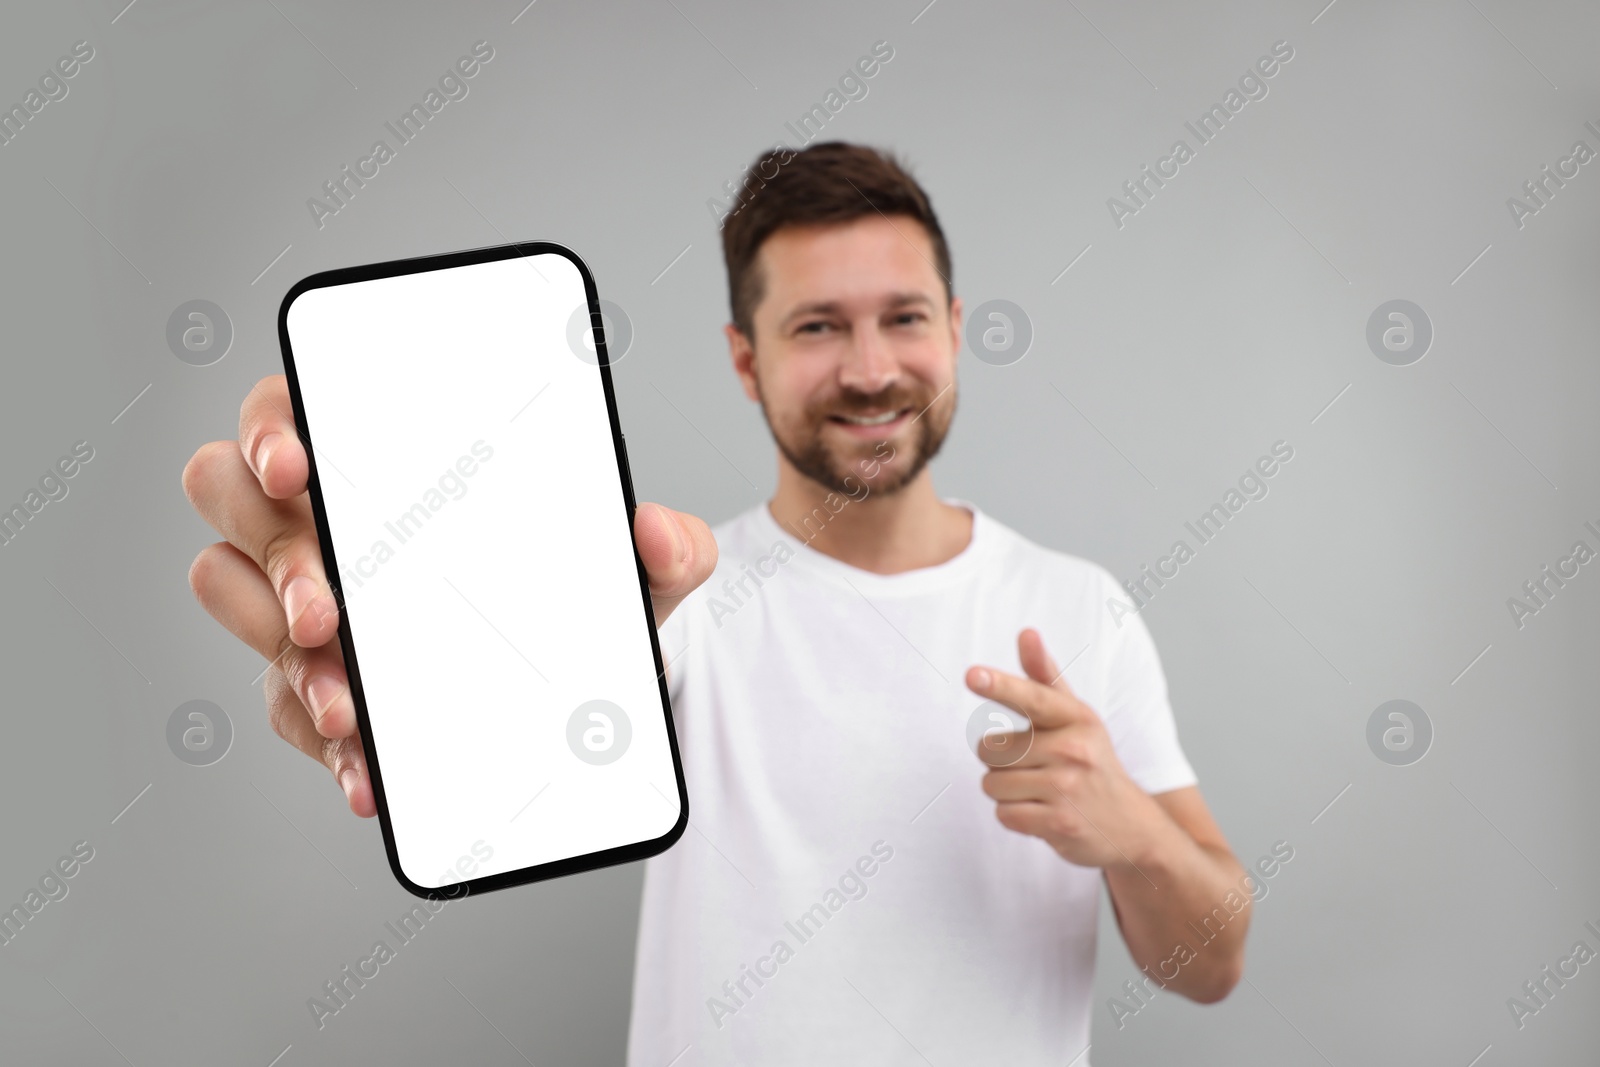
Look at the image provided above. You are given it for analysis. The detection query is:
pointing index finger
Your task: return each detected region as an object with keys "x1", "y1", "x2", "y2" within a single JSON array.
[
  {"x1": 967, "y1": 665, "x2": 1083, "y2": 731},
  {"x1": 967, "y1": 630, "x2": 1093, "y2": 731}
]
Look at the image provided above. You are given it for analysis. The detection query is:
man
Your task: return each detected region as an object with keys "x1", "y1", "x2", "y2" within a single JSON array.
[{"x1": 184, "y1": 140, "x2": 1249, "y2": 1064}]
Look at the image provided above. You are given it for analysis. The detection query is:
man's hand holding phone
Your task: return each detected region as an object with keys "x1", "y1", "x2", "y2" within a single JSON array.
[{"x1": 182, "y1": 374, "x2": 717, "y2": 819}]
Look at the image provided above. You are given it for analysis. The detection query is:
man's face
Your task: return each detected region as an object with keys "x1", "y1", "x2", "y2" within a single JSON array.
[{"x1": 728, "y1": 214, "x2": 962, "y2": 498}]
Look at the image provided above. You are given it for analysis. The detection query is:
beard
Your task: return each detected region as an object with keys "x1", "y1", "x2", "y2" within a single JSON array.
[{"x1": 756, "y1": 377, "x2": 956, "y2": 498}]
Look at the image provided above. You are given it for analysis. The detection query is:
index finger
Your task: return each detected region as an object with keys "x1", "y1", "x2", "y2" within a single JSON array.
[
  {"x1": 238, "y1": 375, "x2": 310, "y2": 500},
  {"x1": 965, "y1": 664, "x2": 1090, "y2": 732}
]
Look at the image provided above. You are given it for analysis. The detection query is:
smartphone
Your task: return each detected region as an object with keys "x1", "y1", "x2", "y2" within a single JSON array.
[{"x1": 278, "y1": 241, "x2": 687, "y2": 897}]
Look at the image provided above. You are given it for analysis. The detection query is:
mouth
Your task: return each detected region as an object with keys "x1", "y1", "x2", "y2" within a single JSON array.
[{"x1": 825, "y1": 406, "x2": 913, "y2": 438}]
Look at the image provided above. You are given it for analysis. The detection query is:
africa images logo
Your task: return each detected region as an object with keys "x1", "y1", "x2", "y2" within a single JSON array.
[
  {"x1": 305, "y1": 41, "x2": 495, "y2": 229},
  {"x1": 1105, "y1": 40, "x2": 1295, "y2": 229}
]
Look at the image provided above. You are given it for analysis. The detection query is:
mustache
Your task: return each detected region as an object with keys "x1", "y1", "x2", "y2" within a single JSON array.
[{"x1": 810, "y1": 386, "x2": 924, "y2": 419}]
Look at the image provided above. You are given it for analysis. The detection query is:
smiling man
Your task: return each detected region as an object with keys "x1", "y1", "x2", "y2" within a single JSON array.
[
  {"x1": 182, "y1": 140, "x2": 1249, "y2": 1065},
  {"x1": 626, "y1": 141, "x2": 1250, "y2": 1064}
]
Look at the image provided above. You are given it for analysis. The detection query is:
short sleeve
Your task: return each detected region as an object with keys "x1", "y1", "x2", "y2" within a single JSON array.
[{"x1": 1095, "y1": 571, "x2": 1198, "y2": 795}]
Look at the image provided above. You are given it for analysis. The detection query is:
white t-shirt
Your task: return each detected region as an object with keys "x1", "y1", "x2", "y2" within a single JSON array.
[{"x1": 626, "y1": 500, "x2": 1196, "y2": 1066}]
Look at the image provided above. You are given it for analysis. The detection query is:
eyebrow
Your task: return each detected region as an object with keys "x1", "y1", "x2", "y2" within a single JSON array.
[{"x1": 778, "y1": 291, "x2": 935, "y2": 331}]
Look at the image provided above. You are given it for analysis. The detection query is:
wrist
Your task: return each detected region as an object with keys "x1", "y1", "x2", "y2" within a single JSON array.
[{"x1": 1110, "y1": 788, "x2": 1181, "y2": 876}]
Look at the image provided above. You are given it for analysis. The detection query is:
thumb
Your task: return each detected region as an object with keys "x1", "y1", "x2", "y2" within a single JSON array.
[
  {"x1": 634, "y1": 502, "x2": 717, "y2": 627},
  {"x1": 1018, "y1": 628, "x2": 1067, "y2": 690}
]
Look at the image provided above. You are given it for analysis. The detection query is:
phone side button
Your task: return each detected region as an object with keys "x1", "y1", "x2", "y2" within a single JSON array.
[{"x1": 619, "y1": 434, "x2": 637, "y2": 510}]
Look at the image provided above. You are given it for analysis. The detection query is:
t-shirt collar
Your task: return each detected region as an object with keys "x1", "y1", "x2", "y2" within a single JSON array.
[{"x1": 749, "y1": 495, "x2": 990, "y2": 596}]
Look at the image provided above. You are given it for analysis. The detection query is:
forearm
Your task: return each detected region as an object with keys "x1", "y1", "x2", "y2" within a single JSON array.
[{"x1": 1103, "y1": 806, "x2": 1249, "y2": 1003}]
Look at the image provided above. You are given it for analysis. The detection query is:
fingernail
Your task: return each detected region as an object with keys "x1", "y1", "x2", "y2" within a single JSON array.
[
  {"x1": 284, "y1": 575, "x2": 319, "y2": 627},
  {"x1": 971, "y1": 668, "x2": 992, "y2": 690},
  {"x1": 255, "y1": 433, "x2": 282, "y2": 481},
  {"x1": 338, "y1": 766, "x2": 359, "y2": 801},
  {"x1": 307, "y1": 675, "x2": 348, "y2": 725}
]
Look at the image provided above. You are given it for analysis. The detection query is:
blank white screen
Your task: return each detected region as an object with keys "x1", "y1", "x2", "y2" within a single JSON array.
[{"x1": 285, "y1": 250, "x2": 681, "y2": 890}]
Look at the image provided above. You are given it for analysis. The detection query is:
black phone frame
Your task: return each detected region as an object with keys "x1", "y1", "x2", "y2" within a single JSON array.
[{"x1": 277, "y1": 240, "x2": 689, "y2": 900}]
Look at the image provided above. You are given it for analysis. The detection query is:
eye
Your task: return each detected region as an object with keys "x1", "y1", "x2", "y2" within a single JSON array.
[
  {"x1": 796, "y1": 320, "x2": 834, "y2": 335},
  {"x1": 891, "y1": 311, "x2": 927, "y2": 326}
]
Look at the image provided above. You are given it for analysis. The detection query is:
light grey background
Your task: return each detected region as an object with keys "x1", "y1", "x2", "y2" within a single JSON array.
[{"x1": 2, "y1": 0, "x2": 1596, "y2": 1064}]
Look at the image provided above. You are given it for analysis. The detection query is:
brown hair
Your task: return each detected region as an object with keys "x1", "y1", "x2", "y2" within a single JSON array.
[{"x1": 718, "y1": 141, "x2": 952, "y2": 338}]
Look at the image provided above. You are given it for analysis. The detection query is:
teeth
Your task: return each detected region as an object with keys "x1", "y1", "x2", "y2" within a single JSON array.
[{"x1": 838, "y1": 410, "x2": 901, "y2": 426}]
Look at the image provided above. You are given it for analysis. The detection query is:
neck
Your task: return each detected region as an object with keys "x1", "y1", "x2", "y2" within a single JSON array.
[{"x1": 767, "y1": 455, "x2": 973, "y2": 575}]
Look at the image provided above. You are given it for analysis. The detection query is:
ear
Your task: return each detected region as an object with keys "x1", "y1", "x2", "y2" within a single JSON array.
[
  {"x1": 947, "y1": 294, "x2": 963, "y2": 358},
  {"x1": 726, "y1": 322, "x2": 761, "y2": 403}
]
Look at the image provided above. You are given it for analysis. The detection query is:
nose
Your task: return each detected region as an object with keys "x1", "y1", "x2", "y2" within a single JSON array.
[{"x1": 837, "y1": 316, "x2": 899, "y2": 397}]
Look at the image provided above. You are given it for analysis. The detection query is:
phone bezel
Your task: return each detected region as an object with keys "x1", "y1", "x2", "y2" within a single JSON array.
[{"x1": 277, "y1": 240, "x2": 689, "y2": 899}]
